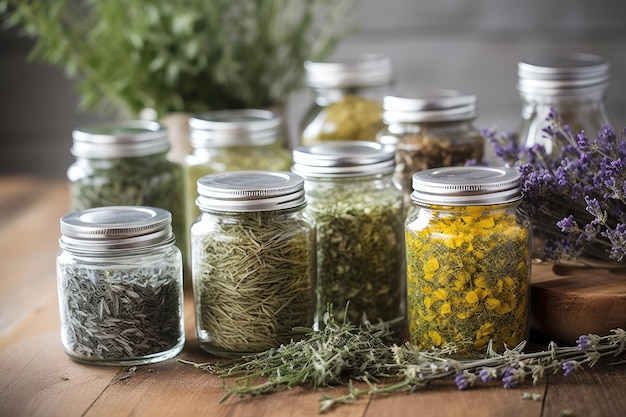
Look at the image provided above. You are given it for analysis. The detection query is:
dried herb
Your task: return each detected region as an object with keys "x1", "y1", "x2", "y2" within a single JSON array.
[
  {"x1": 306, "y1": 180, "x2": 404, "y2": 326},
  {"x1": 192, "y1": 209, "x2": 316, "y2": 356},
  {"x1": 57, "y1": 260, "x2": 184, "y2": 362},
  {"x1": 405, "y1": 204, "x2": 530, "y2": 357}
]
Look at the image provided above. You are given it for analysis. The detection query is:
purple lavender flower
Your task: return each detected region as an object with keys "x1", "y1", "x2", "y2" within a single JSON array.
[
  {"x1": 479, "y1": 368, "x2": 492, "y2": 383},
  {"x1": 501, "y1": 368, "x2": 519, "y2": 389},
  {"x1": 562, "y1": 361, "x2": 577, "y2": 377},
  {"x1": 576, "y1": 335, "x2": 591, "y2": 350},
  {"x1": 455, "y1": 373, "x2": 470, "y2": 390},
  {"x1": 557, "y1": 216, "x2": 578, "y2": 234}
]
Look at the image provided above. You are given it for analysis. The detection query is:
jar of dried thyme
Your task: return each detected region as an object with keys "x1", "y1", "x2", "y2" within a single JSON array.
[
  {"x1": 67, "y1": 121, "x2": 186, "y2": 275},
  {"x1": 191, "y1": 171, "x2": 316, "y2": 357},
  {"x1": 292, "y1": 141, "x2": 405, "y2": 332},
  {"x1": 183, "y1": 109, "x2": 292, "y2": 270},
  {"x1": 405, "y1": 166, "x2": 531, "y2": 358},
  {"x1": 300, "y1": 53, "x2": 394, "y2": 145},
  {"x1": 377, "y1": 90, "x2": 484, "y2": 209},
  {"x1": 57, "y1": 206, "x2": 185, "y2": 366}
]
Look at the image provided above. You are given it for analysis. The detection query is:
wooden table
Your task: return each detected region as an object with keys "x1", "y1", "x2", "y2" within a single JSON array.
[{"x1": 1, "y1": 175, "x2": 625, "y2": 417}]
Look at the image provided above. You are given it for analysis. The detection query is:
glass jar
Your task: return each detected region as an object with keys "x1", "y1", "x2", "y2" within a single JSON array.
[
  {"x1": 191, "y1": 171, "x2": 316, "y2": 357},
  {"x1": 405, "y1": 167, "x2": 531, "y2": 358},
  {"x1": 56, "y1": 206, "x2": 185, "y2": 366},
  {"x1": 184, "y1": 109, "x2": 292, "y2": 242},
  {"x1": 517, "y1": 52, "x2": 612, "y2": 154},
  {"x1": 377, "y1": 90, "x2": 484, "y2": 208},
  {"x1": 292, "y1": 141, "x2": 405, "y2": 331},
  {"x1": 67, "y1": 120, "x2": 186, "y2": 272},
  {"x1": 300, "y1": 53, "x2": 394, "y2": 145}
]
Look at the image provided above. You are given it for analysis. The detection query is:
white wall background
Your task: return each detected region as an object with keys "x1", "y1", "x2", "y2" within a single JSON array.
[{"x1": 2, "y1": 0, "x2": 626, "y2": 177}]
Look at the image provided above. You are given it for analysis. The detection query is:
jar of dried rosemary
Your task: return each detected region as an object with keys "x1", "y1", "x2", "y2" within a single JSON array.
[
  {"x1": 67, "y1": 121, "x2": 186, "y2": 274},
  {"x1": 405, "y1": 166, "x2": 531, "y2": 358},
  {"x1": 292, "y1": 141, "x2": 405, "y2": 331},
  {"x1": 183, "y1": 109, "x2": 293, "y2": 270},
  {"x1": 191, "y1": 171, "x2": 316, "y2": 357},
  {"x1": 57, "y1": 206, "x2": 185, "y2": 366},
  {"x1": 377, "y1": 90, "x2": 484, "y2": 209},
  {"x1": 517, "y1": 53, "x2": 613, "y2": 154},
  {"x1": 300, "y1": 54, "x2": 394, "y2": 145}
]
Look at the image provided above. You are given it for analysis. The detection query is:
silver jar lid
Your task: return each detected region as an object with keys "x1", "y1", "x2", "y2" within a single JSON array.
[
  {"x1": 517, "y1": 53, "x2": 610, "y2": 97},
  {"x1": 304, "y1": 53, "x2": 394, "y2": 89},
  {"x1": 292, "y1": 141, "x2": 395, "y2": 177},
  {"x1": 189, "y1": 109, "x2": 282, "y2": 148},
  {"x1": 382, "y1": 90, "x2": 477, "y2": 124},
  {"x1": 196, "y1": 171, "x2": 305, "y2": 212},
  {"x1": 411, "y1": 166, "x2": 521, "y2": 206},
  {"x1": 71, "y1": 120, "x2": 169, "y2": 158},
  {"x1": 59, "y1": 206, "x2": 174, "y2": 252}
]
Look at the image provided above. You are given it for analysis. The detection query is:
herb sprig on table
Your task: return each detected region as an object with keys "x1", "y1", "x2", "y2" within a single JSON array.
[
  {"x1": 482, "y1": 110, "x2": 626, "y2": 266},
  {"x1": 181, "y1": 306, "x2": 626, "y2": 413}
]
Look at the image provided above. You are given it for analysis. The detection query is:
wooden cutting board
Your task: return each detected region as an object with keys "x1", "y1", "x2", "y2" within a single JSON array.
[{"x1": 530, "y1": 262, "x2": 626, "y2": 344}]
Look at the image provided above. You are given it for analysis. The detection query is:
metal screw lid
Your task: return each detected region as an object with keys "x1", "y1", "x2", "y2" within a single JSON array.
[
  {"x1": 382, "y1": 89, "x2": 477, "y2": 124},
  {"x1": 188, "y1": 109, "x2": 283, "y2": 148},
  {"x1": 411, "y1": 166, "x2": 521, "y2": 206},
  {"x1": 71, "y1": 120, "x2": 169, "y2": 158},
  {"x1": 292, "y1": 141, "x2": 395, "y2": 178},
  {"x1": 304, "y1": 53, "x2": 394, "y2": 89},
  {"x1": 517, "y1": 53, "x2": 610, "y2": 97},
  {"x1": 59, "y1": 206, "x2": 174, "y2": 252},
  {"x1": 196, "y1": 171, "x2": 305, "y2": 212}
]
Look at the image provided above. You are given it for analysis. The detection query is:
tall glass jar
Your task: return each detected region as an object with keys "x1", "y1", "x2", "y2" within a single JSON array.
[
  {"x1": 183, "y1": 109, "x2": 293, "y2": 266},
  {"x1": 66, "y1": 120, "x2": 186, "y2": 273},
  {"x1": 56, "y1": 206, "x2": 185, "y2": 366},
  {"x1": 292, "y1": 141, "x2": 405, "y2": 331},
  {"x1": 191, "y1": 171, "x2": 316, "y2": 358},
  {"x1": 517, "y1": 52, "x2": 613, "y2": 154},
  {"x1": 405, "y1": 167, "x2": 531, "y2": 358},
  {"x1": 377, "y1": 90, "x2": 484, "y2": 208},
  {"x1": 300, "y1": 54, "x2": 394, "y2": 145}
]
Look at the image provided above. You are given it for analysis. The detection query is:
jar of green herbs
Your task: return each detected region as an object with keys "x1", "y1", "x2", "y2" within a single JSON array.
[
  {"x1": 183, "y1": 109, "x2": 292, "y2": 265},
  {"x1": 191, "y1": 171, "x2": 316, "y2": 358},
  {"x1": 377, "y1": 90, "x2": 484, "y2": 209},
  {"x1": 67, "y1": 120, "x2": 185, "y2": 271},
  {"x1": 292, "y1": 141, "x2": 405, "y2": 331},
  {"x1": 57, "y1": 206, "x2": 185, "y2": 366},
  {"x1": 300, "y1": 54, "x2": 394, "y2": 145},
  {"x1": 405, "y1": 167, "x2": 531, "y2": 358}
]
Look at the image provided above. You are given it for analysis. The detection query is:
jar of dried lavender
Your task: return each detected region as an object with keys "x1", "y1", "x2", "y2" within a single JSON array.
[
  {"x1": 191, "y1": 171, "x2": 316, "y2": 358},
  {"x1": 377, "y1": 90, "x2": 484, "y2": 209},
  {"x1": 292, "y1": 141, "x2": 405, "y2": 332},
  {"x1": 56, "y1": 206, "x2": 185, "y2": 366}
]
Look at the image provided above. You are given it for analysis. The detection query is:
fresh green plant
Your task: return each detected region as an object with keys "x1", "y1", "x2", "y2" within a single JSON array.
[{"x1": 1, "y1": 0, "x2": 356, "y2": 117}]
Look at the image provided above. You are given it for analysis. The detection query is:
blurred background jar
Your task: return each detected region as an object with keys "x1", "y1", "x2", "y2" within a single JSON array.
[
  {"x1": 516, "y1": 52, "x2": 613, "y2": 155},
  {"x1": 183, "y1": 109, "x2": 293, "y2": 270},
  {"x1": 299, "y1": 53, "x2": 394, "y2": 145},
  {"x1": 377, "y1": 90, "x2": 484, "y2": 208},
  {"x1": 66, "y1": 120, "x2": 185, "y2": 270}
]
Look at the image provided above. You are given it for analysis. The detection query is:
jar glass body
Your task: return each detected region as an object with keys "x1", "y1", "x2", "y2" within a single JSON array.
[
  {"x1": 300, "y1": 85, "x2": 388, "y2": 145},
  {"x1": 405, "y1": 201, "x2": 531, "y2": 358},
  {"x1": 67, "y1": 152, "x2": 185, "y2": 265},
  {"x1": 56, "y1": 245, "x2": 184, "y2": 366},
  {"x1": 190, "y1": 206, "x2": 316, "y2": 358},
  {"x1": 378, "y1": 119, "x2": 484, "y2": 207},
  {"x1": 518, "y1": 92, "x2": 612, "y2": 154},
  {"x1": 304, "y1": 172, "x2": 405, "y2": 329}
]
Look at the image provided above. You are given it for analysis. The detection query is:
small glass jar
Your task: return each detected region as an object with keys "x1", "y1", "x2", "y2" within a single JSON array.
[
  {"x1": 377, "y1": 90, "x2": 484, "y2": 208},
  {"x1": 66, "y1": 120, "x2": 186, "y2": 270},
  {"x1": 292, "y1": 141, "x2": 405, "y2": 331},
  {"x1": 191, "y1": 171, "x2": 316, "y2": 357},
  {"x1": 300, "y1": 54, "x2": 394, "y2": 145},
  {"x1": 517, "y1": 52, "x2": 613, "y2": 154},
  {"x1": 56, "y1": 206, "x2": 185, "y2": 366},
  {"x1": 405, "y1": 167, "x2": 531, "y2": 358},
  {"x1": 184, "y1": 109, "x2": 292, "y2": 242}
]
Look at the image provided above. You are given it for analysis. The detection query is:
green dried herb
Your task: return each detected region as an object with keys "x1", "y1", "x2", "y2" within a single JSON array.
[
  {"x1": 58, "y1": 260, "x2": 183, "y2": 361},
  {"x1": 192, "y1": 209, "x2": 316, "y2": 356},
  {"x1": 306, "y1": 181, "x2": 404, "y2": 326}
]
